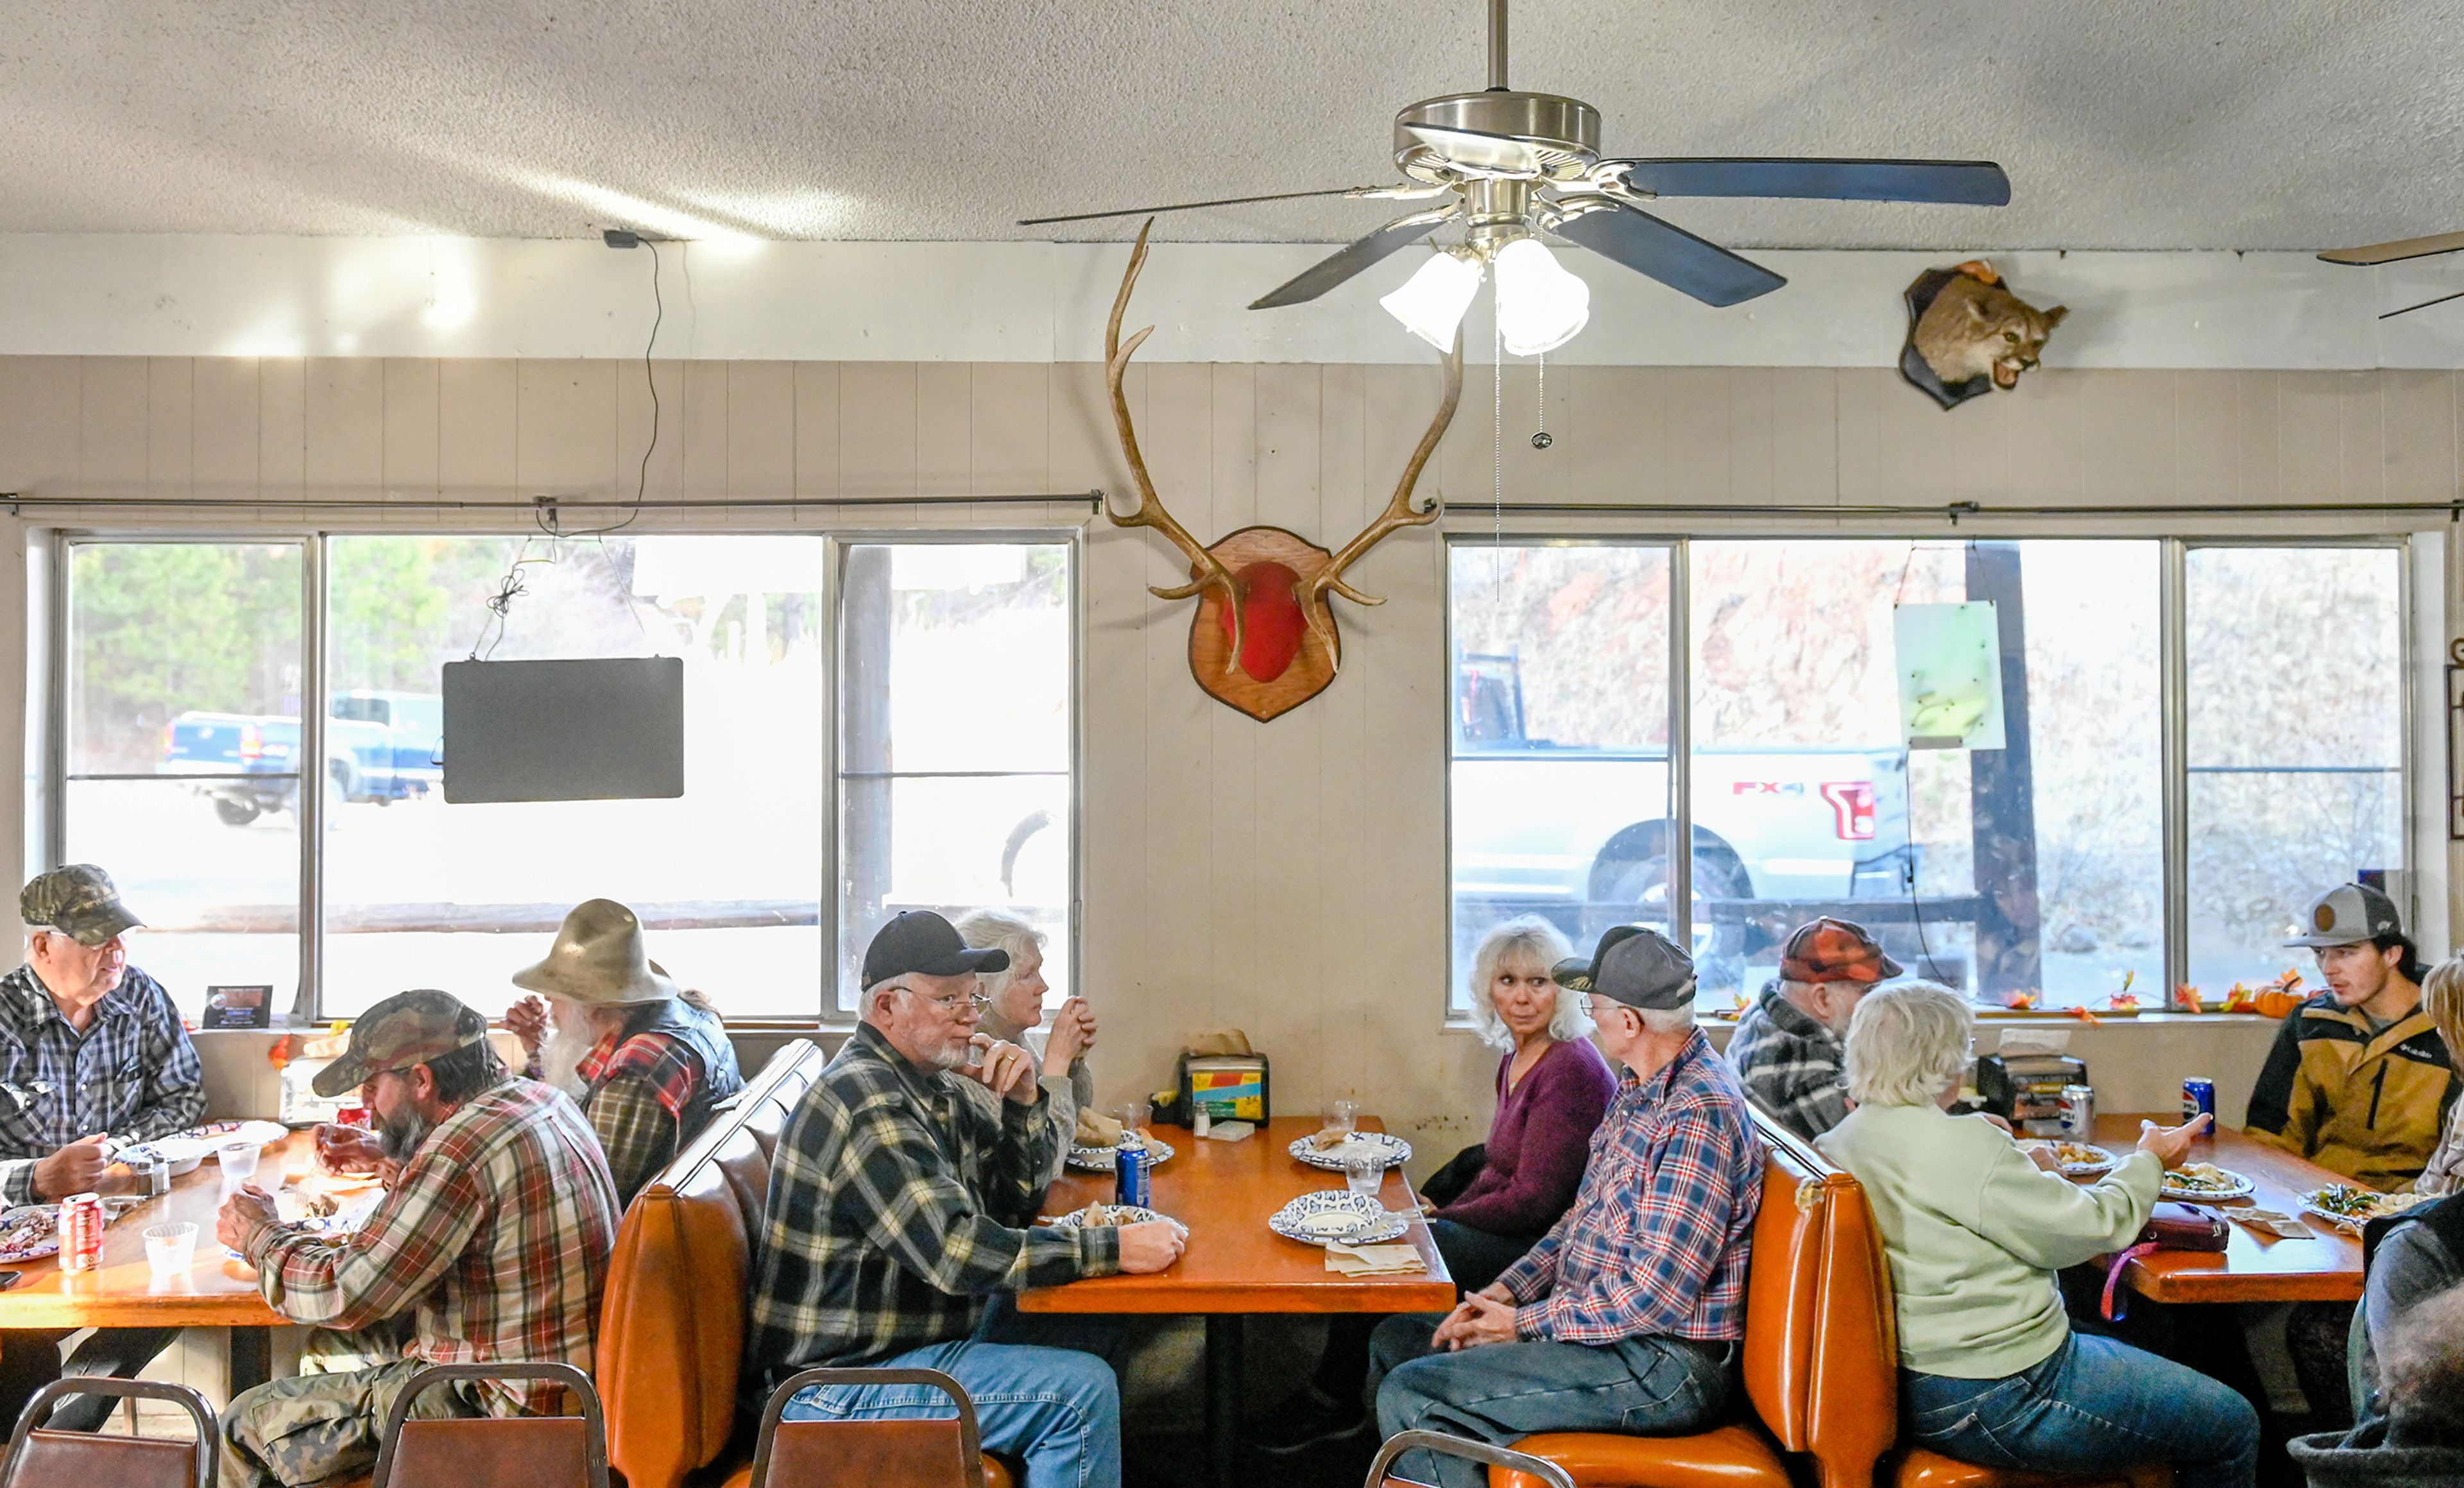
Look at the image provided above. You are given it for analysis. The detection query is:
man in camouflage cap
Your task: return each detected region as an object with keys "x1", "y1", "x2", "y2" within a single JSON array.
[
  {"x1": 0, "y1": 865, "x2": 202, "y2": 1434},
  {"x1": 213, "y1": 989, "x2": 619, "y2": 1488}
]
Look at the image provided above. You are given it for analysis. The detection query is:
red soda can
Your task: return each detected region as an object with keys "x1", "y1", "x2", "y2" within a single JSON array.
[
  {"x1": 58, "y1": 1192, "x2": 104, "y2": 1272},
  {"x1": 338, "y1": 1105, "x2": 370, "y2": 1129}
]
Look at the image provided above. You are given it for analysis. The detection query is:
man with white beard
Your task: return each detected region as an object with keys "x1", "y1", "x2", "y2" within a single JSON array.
[{"x1": 503, "y1": 898, "x2": 744, "y2": 1206}]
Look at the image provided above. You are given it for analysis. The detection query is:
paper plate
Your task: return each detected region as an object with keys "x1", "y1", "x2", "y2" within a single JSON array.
[
  {"x1": 2160, "y1": 1164, "x2": 2255, "y2": 1202},
  {"x1": 1288, "y1": 1131, "x2": 1413, "y2": 1173},
  {"x1": 2302, "y1": 1185, "x2": 2427, "y2": 1233},
  {"x1": 0, "y1": 1205, "x2": 60, "y2": 1263},
  {"x1": 200, "y1": 1121, "x2": 289, "y2": 1153},
  {"x1": 1268, "y1": 1190, "x2": 1409, "y2": 1247},
  {"x1": 117, "y1": 1135, "x2": 214, "y2": 1176},
  {"x1": 1038, "y1": 1202, "x2": 1186, "y2": 1236},
  {"x1": 1065, "y1": 1137, "x2": 1176, "y2": 1173}
]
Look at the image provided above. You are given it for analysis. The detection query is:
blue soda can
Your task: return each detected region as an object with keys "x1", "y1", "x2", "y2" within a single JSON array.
[
  {"x1": 1114, "y1": 1140, "x2": 1149, "y2": 1208},
  {"x1": 2182, "y1": 1077, "x2": 2216, "y2": 1124}
]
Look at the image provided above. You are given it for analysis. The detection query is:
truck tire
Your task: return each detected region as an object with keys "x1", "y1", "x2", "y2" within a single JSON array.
[
  {"x1": 214, "y1": 796, "x2": 261, "y2": 827},
  {"x1": 1588, "y1": 825, "x2": 1754, "y2": 989}
]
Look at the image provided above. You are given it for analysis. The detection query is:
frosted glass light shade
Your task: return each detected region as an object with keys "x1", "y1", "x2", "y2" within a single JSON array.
[
  {"x1": 1380, "y1": 250, "x2": 1483, "y2": 350},
  {"x1": 1493, "y1": 238, "x2": 1590, "y2": 355}
]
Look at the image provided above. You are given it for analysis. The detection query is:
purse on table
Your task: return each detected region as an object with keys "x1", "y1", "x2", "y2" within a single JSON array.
[{"x1": 2100, "y1": 1202, "x2": 2229, "y2": 1321}]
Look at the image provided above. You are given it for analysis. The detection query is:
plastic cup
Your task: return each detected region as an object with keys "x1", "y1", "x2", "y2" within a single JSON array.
[
  {"x1": 1344, "y1": 1151, "x2": 1382, "y2": 1197},
  {"x1": 1115, "y1": 1102, "x2": 1149, "y2": 1140},
  {"x1": 217, "y1": 1141, "x2": 261, "y2": 1198},
  {"x1": 144, "y1": 1222, "x2": 196, "y2": 1278},
  {"x1": 1325, "y1": 1099, "x2": 1360, "y2": 1136}
]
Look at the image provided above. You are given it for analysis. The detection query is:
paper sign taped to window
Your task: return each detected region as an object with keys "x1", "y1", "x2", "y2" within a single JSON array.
[{"x1": 1894, "y1": 602, "x2": 2006, "y2": 751}]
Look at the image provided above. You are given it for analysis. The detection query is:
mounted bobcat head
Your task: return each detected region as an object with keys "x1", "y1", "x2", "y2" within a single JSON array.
[{"x1": 1911, "y1": 261, "x2": 2066, "y2": 391}]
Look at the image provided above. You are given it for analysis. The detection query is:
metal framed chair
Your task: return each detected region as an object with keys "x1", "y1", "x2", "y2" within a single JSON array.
[
  {"x1": 367, "y1": 1362, "x2": 608, "y2": 1488},
  {"x1": 750, "y1": 1367, "x2": 1007, "y2": 1488},
  {"x1": 1367, "y1": 1431, "x2": 1580, "y2": 1488},
  {"x1": 1, "y1": 1377, "x2": 218, "y2": 1488}
]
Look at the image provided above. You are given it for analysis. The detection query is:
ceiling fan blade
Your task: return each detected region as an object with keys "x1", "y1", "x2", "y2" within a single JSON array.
[
  {"x1": 1402, "y1": 121, "x2": 1548, "y2": 176},
  {"x1": 1018, "y1": 185, "x2": 1405, "y2": 227},
  {"x1": 1609, "y1": 157, "x2": 2010, "y2": 206},
  {"x1": 1547, "y1": 196, "x2": 1785, "y2": 307},
  {"x1": 1249, "y1": 205, "x2": 1460, "y2": 310},
  {"x1": 2320, "y1": 230, "x2": 2464, "y2": 266}
]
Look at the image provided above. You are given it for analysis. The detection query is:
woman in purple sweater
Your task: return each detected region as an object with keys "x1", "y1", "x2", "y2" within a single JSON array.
[
  {"x1": 1256, "y1": 917, "x2": 1616, "y2": 1455},
  {"x1": 1425, "y1": 915, "x2": 1620, "y2": 1289}
]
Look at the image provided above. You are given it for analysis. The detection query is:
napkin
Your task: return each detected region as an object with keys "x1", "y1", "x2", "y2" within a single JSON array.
[
  {"x1": 1324, "y1": 1242, "x2": 1426, "y2": 1276},
  {"x1": 2228, "y1": 1207, "x2": 2315, "y2": 1239},
  {"x1": 1201, "y1": 1120, "x2": 1254, "y2": 1142}
]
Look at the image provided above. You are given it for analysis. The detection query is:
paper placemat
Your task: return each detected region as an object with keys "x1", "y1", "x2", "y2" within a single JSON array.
[
  {"x1": 1324, "y1": 1241, "x2": 1426, "y2": 1276},
  {"x1": 2228, "y1": 1207, "x2": 2315, "y2": 1239}
]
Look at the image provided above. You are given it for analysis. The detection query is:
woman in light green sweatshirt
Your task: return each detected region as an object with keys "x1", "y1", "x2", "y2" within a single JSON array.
[{"x1": 1815, "y1": 982, "x2": 2259, "y2": 1488}]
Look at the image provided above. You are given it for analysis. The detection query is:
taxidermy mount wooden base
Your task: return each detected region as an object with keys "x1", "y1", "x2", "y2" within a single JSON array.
[{"x1": 1102, "y1": 220, "x2": 1464, "y2": 721}]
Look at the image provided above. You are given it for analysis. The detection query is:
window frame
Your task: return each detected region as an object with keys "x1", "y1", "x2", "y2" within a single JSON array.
[
  {"x1": 1441, "y1": 529, "x2": 2426, "y2": 1016},
  {"x1": 40, "y1": 526, "x2": 1082, "y2": 1028}
]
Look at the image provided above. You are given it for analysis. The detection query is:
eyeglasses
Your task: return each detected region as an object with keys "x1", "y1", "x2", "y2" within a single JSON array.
[{"x1": 893, "y1": 986, "x2": 991, "y2": 1014}]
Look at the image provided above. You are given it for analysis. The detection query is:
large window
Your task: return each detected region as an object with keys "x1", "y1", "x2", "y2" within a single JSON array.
[
  {"x1": 51, "y1": 532, "x2": 1074, "y2": 1022},
  {"x1": 1448, "y1": 536, "x2": 2404, "y2": 1011}
]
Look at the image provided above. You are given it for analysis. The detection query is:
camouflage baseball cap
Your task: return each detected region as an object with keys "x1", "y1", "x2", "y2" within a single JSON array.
[
  {"x1": 312, "y1": 988, "x2": 489, "y2": 1098},
  {"x1": 21, "y1": 864, "x2": 141, "y2": 947}
]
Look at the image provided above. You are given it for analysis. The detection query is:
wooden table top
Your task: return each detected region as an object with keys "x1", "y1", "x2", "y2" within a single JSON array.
[
  {"x1": 0, "y1": 1133, "x2": 316, "y2": 1330},
  {"x1": 1018, "y1": 1116, "x2": 1457, "y2": 1315},
  {"x1": 2092, "y1": 1113, "x2": 2364, "y2": 1304}
]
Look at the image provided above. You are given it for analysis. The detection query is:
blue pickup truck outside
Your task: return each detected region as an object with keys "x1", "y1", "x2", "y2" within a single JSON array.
[{"x1": 159, "y1": 690, "x2": 445, "y2": 825}]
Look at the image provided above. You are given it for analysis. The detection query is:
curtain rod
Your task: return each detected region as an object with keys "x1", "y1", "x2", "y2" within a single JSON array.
[
  {"x1": 1480, "y1": 499, "x2": 2464, "y2": 523},
  {"x1": 0, "y1": 490, "x2": 1102, "y2": 514}
]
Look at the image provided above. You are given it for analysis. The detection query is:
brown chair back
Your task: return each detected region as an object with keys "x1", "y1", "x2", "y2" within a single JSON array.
[
  {"x1": 598, "y1": 1038, "x2": 827, "y2": 1488},
  {"x1": 1, "y1": 1379, "x2": 217, "y2": 1488},
  {"x1": 751, "y1": 1368, "x2": 985, "y2": 1488},
  {"x1": 369, "y1": 1362, "x2": 607, "y2": 1488},
  {"x1": 1739, "y1": 1110, "x2": 1898, "y2": 1488}
]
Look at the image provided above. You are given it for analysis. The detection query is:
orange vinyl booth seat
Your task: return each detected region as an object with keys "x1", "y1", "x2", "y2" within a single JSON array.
[
  {"x1": 594, "y1": 1038, "x2": 1014, "y2": 1488},
  {"x1": 1494, "y1": 1111, "x2": 2171, "y2": 1488}
]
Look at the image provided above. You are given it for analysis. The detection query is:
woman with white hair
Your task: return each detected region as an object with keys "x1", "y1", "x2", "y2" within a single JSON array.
[
  {"x1": 1815, "y1": 981, "x2": 2259, "y2": 1488},
  {"x1": 1257, "y1": 915, "x2": 1616, "y2": 1457},
  {"x1": 954, "y1": 909, "x2": 1093, "y2": 1184}
]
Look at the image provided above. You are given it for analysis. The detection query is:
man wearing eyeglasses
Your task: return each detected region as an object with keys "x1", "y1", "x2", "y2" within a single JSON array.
[
  {"x1": 746, "y1": 911, "x2": 1185, "y2": 1488},
  {"x1": 1366, "y1": 925, "x2": 1765, "y2": 1488}
]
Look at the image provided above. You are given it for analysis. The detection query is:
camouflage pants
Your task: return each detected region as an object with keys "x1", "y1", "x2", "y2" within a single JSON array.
[{"x1": 217, "y1": 1331, "x2": 484, "y2": 1488}]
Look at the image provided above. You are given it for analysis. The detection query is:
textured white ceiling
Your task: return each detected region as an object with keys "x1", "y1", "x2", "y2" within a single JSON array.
[{"x1": 0, "y1": 1, "x2": 2458, "y2": 250}]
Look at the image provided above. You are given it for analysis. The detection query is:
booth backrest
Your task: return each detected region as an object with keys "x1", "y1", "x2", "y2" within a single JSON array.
[
  {"x1": 1738, "y1": 1110, "x2": 1898, "y2": 1488},
  {"x1": 598, "y1": 1038, "x2": 826, "y2": 1488}
]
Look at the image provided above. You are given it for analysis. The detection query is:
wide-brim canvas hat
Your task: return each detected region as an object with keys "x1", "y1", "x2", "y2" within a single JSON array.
[{"x1": 511, "y1": 898, "x2": 683, "y2": 1007}]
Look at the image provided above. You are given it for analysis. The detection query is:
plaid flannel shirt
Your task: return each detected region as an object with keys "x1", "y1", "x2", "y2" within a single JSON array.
[
  {"x1": 1725, "y1": 980, "x2": 1851, "y2": 1142},
  {"x1": 746, "y1": 1022, "x2": 1118, "y2": 1386},
  {"x1": 237, "y1": 1077, "x2": 620, "y2": 1417},
  {"x1": 1497, "y1": 1029, "x2": 1763, "y2": 1345},
  {"x1": 0, "y1": 963, "x2": 205, "y2": 1204},
  {"x1": 576, "y1": 1030, "x2": 705, "y2": 1204}
]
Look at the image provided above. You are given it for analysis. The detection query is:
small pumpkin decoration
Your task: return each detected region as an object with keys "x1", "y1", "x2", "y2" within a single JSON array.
[{"x1": 2254, "y1": 988, "x2": 2303, "y2": 1019}]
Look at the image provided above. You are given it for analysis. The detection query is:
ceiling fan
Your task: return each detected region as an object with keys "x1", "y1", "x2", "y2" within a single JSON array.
[
  {"x1": 2318, "y1": 232, "x2": 2464, "y2": 320},
  {"x1": 1020, "y1": 0, "x2": 2012, "y2": 346}
]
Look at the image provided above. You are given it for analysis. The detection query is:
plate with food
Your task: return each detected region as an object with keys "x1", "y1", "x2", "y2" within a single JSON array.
[
  {"x1": 0, "y1": 1205, "x2": 60, "y2": 1263},
  {"x1": 1289, "y1": 1130, "x2": 1413, "y2": 1172},
  {"x1": 2020, "y1": 1140, "x2": 2116, "y2": 1177},
  {"x1": 114, "y1": 1134, "x2": 215, "y2": 1176},
  {"x1": 2302, "y1": 1184, "x2": 2431, "y2": 1234},
  {"x1": 1065, "y1": 1133, "x2": 1176, "y2": 1174},
  {"x1": 1038, "y1": 1201, "x2": 1188, "y2": 1236},
  {"x1": 1267, "y1": 1190, "x2": 1410, "y2": 1247},
  {"x1": 2160, "y1": 1163, "x2": 2255, "y2": 1202}
]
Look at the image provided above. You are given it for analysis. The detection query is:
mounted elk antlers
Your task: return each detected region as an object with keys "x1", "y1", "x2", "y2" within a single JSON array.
[{"x1": 1103, "y1": 219, "x2": 1464, "y2": 722}]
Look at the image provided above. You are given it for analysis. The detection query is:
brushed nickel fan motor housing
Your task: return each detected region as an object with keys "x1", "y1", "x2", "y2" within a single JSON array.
[{"x1": 1394, "y1": 91, "x2": 1602, "y2": 184}]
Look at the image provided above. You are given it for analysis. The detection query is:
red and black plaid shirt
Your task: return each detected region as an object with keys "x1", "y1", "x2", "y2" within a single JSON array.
[{"x1": 239, "y1": 1077, "x2": 621, "y2": 1416}]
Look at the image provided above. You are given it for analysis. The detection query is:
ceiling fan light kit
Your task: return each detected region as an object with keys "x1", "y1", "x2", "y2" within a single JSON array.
[{"x1": 1027, "y1": 0, "x2": 2011, "y2": 355}]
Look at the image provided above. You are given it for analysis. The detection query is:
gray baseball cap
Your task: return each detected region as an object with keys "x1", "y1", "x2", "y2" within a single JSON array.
[
  {"x1": 1551, "y1": 924, "x2": 1697, "y2": 1011},
  {"x1": 2286, "y1": 882, "x2": 2403, "y2": 948}
]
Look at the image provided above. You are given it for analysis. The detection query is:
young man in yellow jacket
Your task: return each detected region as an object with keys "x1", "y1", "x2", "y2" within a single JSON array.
[{"x1": 2245, "y1": 883, "x2": 2458, "y2": 1192}]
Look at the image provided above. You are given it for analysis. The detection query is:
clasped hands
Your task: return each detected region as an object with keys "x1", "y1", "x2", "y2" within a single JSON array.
[{"x1": 1432, "y1": 1282, "x2": 1520, "y2": 1351}]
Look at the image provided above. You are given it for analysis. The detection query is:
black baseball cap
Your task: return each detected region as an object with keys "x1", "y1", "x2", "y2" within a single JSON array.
[
  {"x1": 861, "y1": 910, "x2": 1010, "y2": 990},
  {"x1": 1552, "y1": 924, "x2": 1697, "y2": 1011}
]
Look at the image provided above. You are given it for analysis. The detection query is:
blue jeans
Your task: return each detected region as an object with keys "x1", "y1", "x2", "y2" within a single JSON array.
[
  {"x1": 778, "y1": 1304, "x2": 1124, "y2": 1488},
  {"x1": 1902, "y1": 1332, "x2": 2259, "y2": 1488},
  {"x1": 1368, "y1": 1314, "x2": 1736, "y2": 1488}
]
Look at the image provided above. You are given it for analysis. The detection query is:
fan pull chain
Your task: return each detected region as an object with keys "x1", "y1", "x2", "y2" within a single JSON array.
[
  {"x1": 1493, "y1": 315, "x2": 1505, "y2": 630},
  {"x1": 1532, "y1": 351, "x2": 1551, "y2": 449}
]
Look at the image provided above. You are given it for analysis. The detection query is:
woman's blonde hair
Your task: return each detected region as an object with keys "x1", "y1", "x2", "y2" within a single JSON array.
[
  {"x1": 1465, "y1": 916, "x2": 1589, "y2": 1050},
  {"x1": 2424, "y1": 955, "x2": 2464, "y2": 1063},
  {"x1": 1842, "y1": 979, "x2": 1972, "y2": 1108}
]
